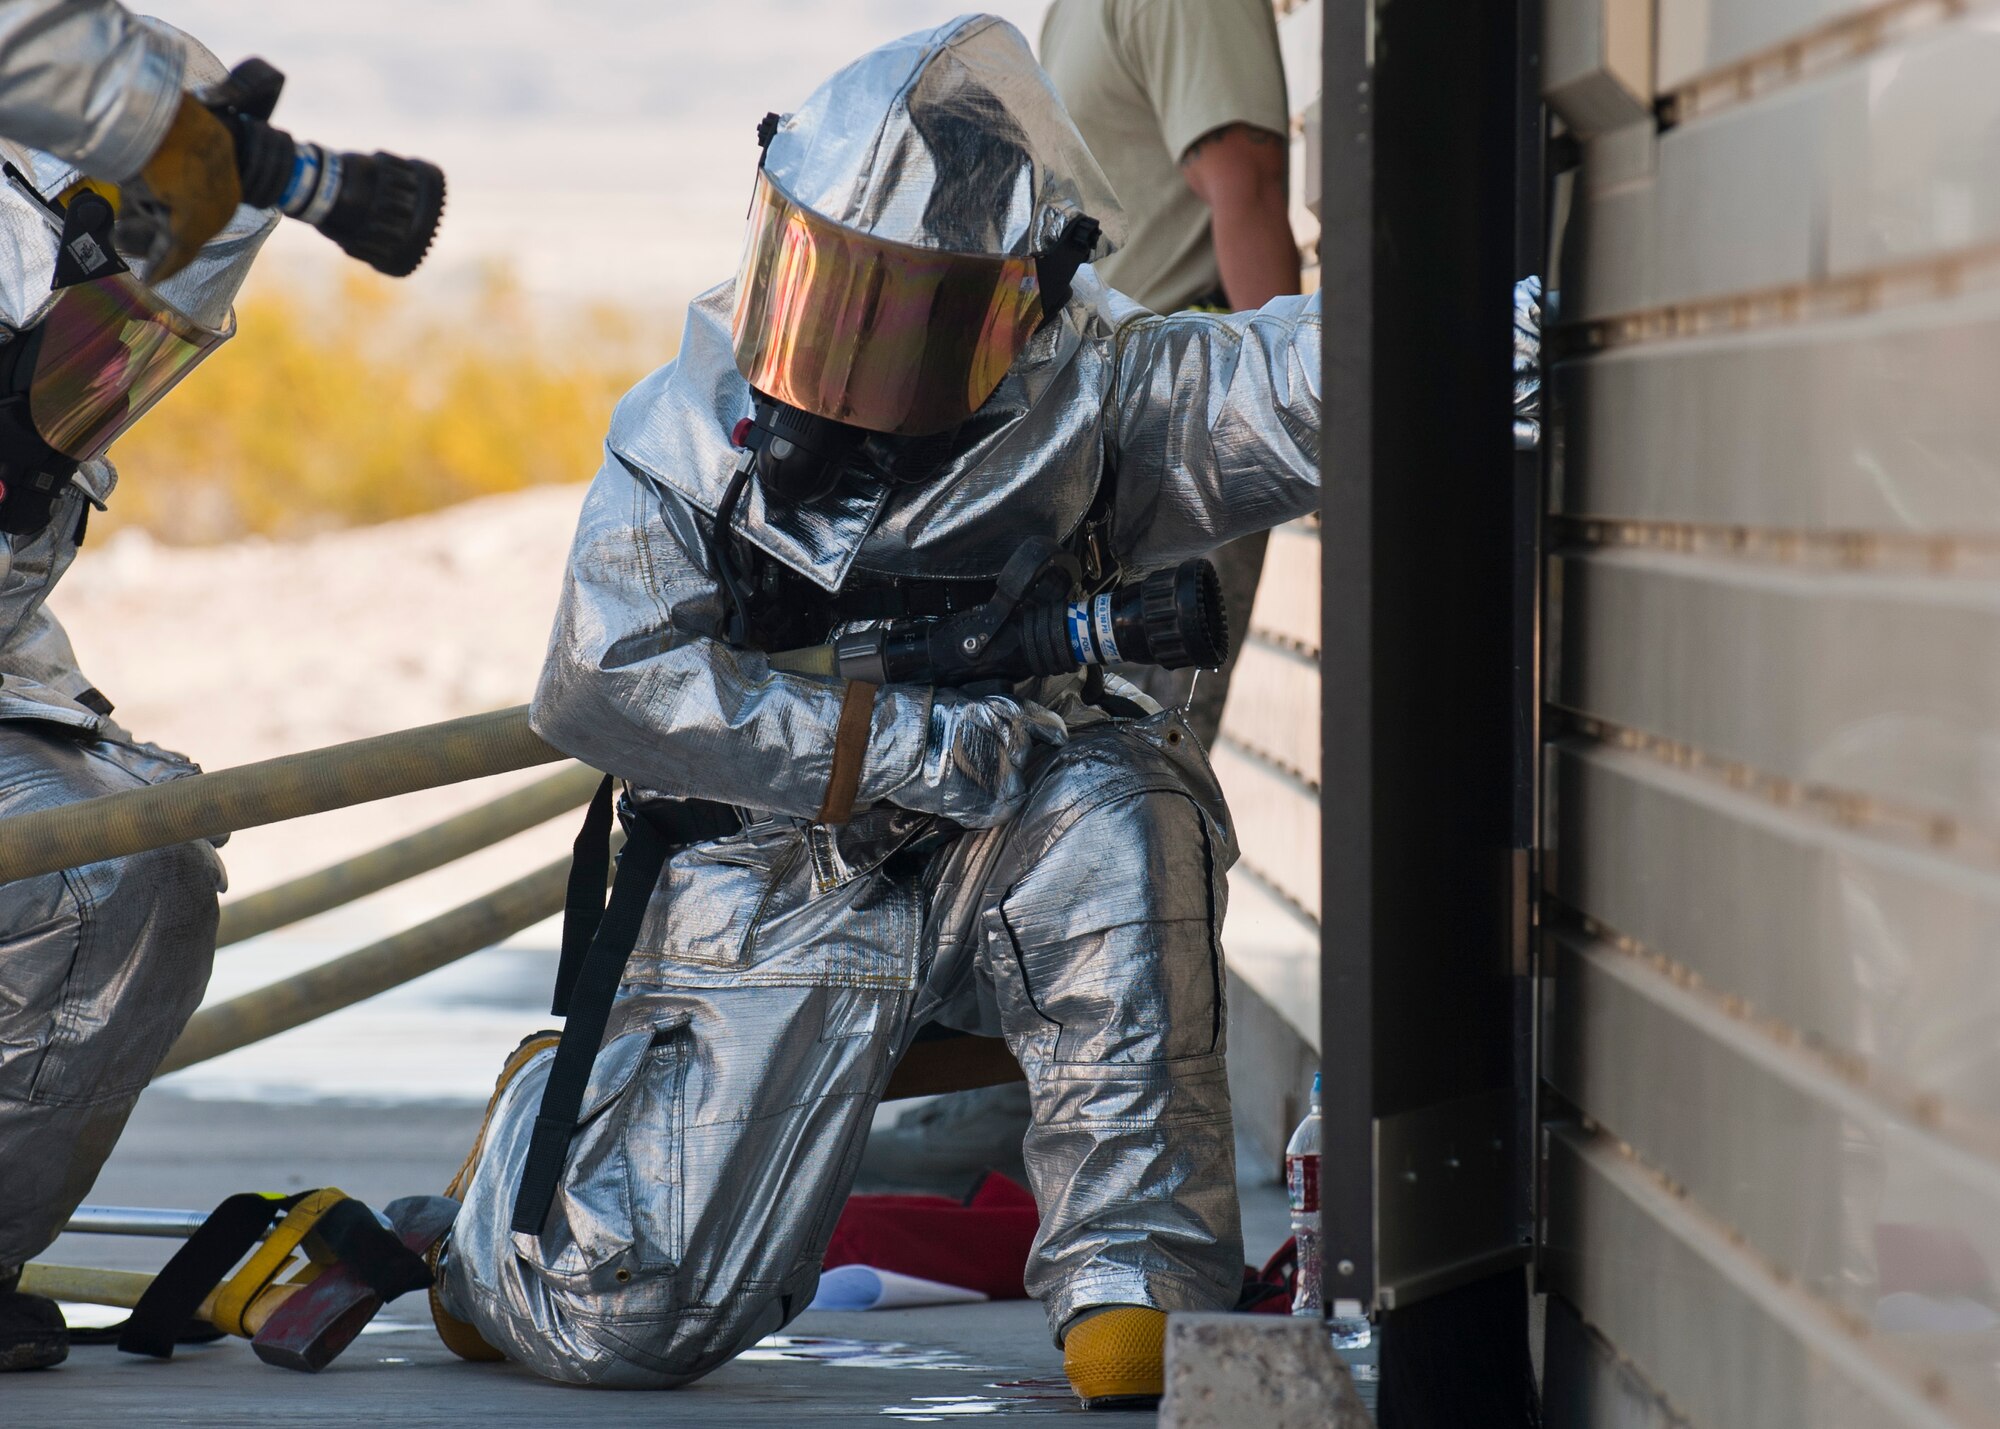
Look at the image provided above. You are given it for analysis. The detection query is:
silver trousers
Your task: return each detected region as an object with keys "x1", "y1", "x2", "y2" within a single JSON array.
[
  {"x1": 0, "y1": 723, "x2": 221, "y2": 1271},
  {"x1": 441, "y1": 717, "x2": 1243, "y2": 1387}
]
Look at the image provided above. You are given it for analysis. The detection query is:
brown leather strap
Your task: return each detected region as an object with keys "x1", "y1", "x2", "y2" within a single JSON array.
[{"x1": 816, "y1": 680, "x2": 878, "y2": 826}]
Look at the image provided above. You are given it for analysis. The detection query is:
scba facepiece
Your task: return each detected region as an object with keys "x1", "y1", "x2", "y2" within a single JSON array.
[
  {"x1": 735, "y1": 389, "x2": 867, "y2": 508},
  {"x1": 728, "y1": 113, "x2": 1100, "y2": 508},
  {"x1": 0, "y1": 169, "x2": 226, "y2": 535}
]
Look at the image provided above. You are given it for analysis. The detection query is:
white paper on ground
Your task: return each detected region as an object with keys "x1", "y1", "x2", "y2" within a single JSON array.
[{"x1": 809, "y1": 1265, "x2": 990, "y2": 1311}]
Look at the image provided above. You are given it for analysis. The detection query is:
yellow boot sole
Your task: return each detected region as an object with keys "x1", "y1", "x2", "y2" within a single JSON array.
[
  {"x1": 1063, "y1": 1305, "x2": 1167, "y2": 1410},
  {"x1": 429, "y1": 1031, "x2": 561, "y2": 1363}
]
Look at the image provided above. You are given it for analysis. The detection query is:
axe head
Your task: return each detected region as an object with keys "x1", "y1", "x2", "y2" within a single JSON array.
[{"x1": 250, "y1": 1195, "x2": 457, "y2": 1372}]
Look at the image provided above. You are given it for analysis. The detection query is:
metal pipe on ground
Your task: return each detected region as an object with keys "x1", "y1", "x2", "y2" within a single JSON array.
[
  {"x1": 0, "y1": 705, "x2": 560, "y2": 888},
  {"x1": 215, "y1": 762, "x2": 601, "y2": 947},
  {"x1": 156, "y1": 849, "x2": 583, "y2": 1076},
  {"x1": 63, "y1": 1206, "x2": 212, "y2": 1238}
]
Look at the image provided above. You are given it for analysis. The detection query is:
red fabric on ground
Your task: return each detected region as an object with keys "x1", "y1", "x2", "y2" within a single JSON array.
[
  {"x1": 823, "y1": 1172, "x2": 1041, "y2": 1301},
  {"x1": 1241, "y1": 1236, "x2": 1298, "y2": 1313}
]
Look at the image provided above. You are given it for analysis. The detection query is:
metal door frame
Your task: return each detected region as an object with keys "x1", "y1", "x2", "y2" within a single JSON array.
[{"x1": 1319, "y1": 0, "x2": 1545, "y2": 1416}]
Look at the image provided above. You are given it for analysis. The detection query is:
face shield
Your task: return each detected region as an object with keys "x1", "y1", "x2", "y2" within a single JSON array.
[
  {"x1": 729, "y1": 167, "x2": 1048, "y2": 440},
  {"x1": 14, "y1": 265, "x2": 227, "y2": 461},
  {"x1": 719, "y1": 17, "x2": 1113, "y2": 510},
  {"x1": 0, "y1": 166, "x2": 236, "y2": 534}
]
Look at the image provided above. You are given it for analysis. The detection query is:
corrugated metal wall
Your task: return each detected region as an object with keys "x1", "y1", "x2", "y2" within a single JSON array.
[
  {"x1": 1217, "y1": 518, "x2": 1321, "y2": 1046},
  {"x1": 1540, "y1": 1, "x2": 2000, "y2": 1424}
]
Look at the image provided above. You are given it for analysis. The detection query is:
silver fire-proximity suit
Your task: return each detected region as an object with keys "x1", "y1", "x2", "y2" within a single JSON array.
[
  {"x1": 0, "y1": 0, "x2": 187, "y2": 181},
  {"x1": 0, "y1": 26, "x2": 274, "y2": 1275},
  {"x1": 439, "y1": 15, "x2": 1321, "y2": 1387}
]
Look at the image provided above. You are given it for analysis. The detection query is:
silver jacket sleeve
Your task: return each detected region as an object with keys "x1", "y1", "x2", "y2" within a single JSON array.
[
  {"x1": 531, "y1": 456, "x2": 1066, "y2": 829},
  {"x1": 1107, "y1": 290, "x2": 1322, "y2": 571},
  {"x1": 0, "y1": 0, "x2": 184, "y2": 180}
]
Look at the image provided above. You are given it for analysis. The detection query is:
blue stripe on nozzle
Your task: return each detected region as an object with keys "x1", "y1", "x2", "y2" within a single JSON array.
[{"x1": 1067, "y1": 602, "x2": 1094, "y2": 665}]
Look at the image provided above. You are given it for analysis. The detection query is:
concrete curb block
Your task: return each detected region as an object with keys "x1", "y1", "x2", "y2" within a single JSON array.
[{"x1": 1159, "y1": 1313, "x2": 1374, "y2": 1427}]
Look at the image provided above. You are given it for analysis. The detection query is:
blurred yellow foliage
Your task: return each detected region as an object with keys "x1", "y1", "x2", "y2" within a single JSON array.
[{"x1": 102, "y1": 266, "x2": 675, "y2": 544}]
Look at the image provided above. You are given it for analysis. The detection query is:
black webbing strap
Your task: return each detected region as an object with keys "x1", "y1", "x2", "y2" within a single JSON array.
[
  {"x1": 304, "y1": 1198, "x2": 433, "y2": 1302},
  {"x1": 511, "y1": 791, "x2": 740, "y2": 1236},
  {"x1": 552, "y1": 774, "x2": 617, "y2": 1017},
  {"x1": 71, "y1": 1318, "x2": 221, "y2": 1348},
  {"x1": 118, "y1": 1191, "x2": 308, "y2": 1358}
]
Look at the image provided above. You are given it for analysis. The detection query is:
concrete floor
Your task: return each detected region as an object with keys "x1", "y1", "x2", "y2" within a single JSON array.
[
  {"x1": 6, "y1": 924, "x2": 1375, "y2": 1424},
  {"x1": 13, "y1": 1089, "x2": 1363, "y2": 1424}
]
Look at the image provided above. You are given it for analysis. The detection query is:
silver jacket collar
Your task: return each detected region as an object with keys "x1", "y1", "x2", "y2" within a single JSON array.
[{"x1": 608, "y1": 271, "x2": 1123, "y2": 593}]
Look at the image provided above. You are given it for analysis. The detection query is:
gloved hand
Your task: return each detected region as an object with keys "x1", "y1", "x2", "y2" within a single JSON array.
[
  {"x1": 883, "y1": 691, "x2": 1067, "y2": 829},
  {"x1": 115, "y1": 93, "x2": 242, "y2": 282}
]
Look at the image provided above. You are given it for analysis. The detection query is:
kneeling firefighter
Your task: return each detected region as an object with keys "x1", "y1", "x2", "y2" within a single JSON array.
[
  {"x1": 432, "y1": 15, "x2": 1320, "y2": 1407},
  {"x1": 0, "y1": 22, "x2": 357, "y2": 1374}
]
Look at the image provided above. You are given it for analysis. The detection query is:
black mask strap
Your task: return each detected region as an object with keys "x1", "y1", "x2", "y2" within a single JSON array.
[{"x1": 1034, "y1": 213, "x2": 1102, "y2": 324}]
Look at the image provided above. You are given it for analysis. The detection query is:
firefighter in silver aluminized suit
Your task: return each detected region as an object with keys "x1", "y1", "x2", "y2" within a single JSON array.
[
  {"x1": 435, "y1": 16, "x2": 1319, "y2": 1407},
  {"x1": 0, "y1": 27, "x2": 276, "y2": 1371}
]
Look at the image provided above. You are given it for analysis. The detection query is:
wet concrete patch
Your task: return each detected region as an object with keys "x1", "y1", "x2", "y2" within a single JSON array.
[
  {"x1": 881, "y1": 1373, "x2": 1078, "y2": 1419},
  {"x1": 882, "y1": 1392, "x2": 1075, "y2": 1419},
  {"x1": 742, "y1": 1333, "x2": 1001, "y2": 1373}
]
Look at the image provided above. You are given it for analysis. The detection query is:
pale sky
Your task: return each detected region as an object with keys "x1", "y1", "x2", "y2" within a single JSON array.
[{"x1": 137, "y1": 2, "x2": 1056, "y2": 311}]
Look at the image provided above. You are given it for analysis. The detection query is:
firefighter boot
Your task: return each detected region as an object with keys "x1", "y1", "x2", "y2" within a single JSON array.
[
  {"x1": 429, "y1": 1030, "x2": 561, "y2": 1363},
  {"x1": 0, "y1": 1267, "x2": 66, "y2": 1372},
  {"x1": 1063, "y1": 1305, "x2": 1166, "y2": 1410}
]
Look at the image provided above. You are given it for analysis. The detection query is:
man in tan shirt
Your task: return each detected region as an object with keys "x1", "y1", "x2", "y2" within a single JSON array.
[
  {"x1": 1041, "y1": 0, "x2": 1302, "y2": 745},
  {"x1": 859, "y1": 0, "x2": 1303, "y2": 1220},
  {"x1": 1041, "y1": 0, "x2": 1299, "y2": 314}
]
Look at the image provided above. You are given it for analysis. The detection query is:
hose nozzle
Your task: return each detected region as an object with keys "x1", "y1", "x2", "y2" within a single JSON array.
[{"x1": 213, "y1": 59, "x2": 446, "y2": 278}]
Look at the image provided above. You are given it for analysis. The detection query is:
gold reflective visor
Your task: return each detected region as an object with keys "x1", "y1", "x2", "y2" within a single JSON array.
[
  {"x1": 730, "y1": 169, "x2": 1045, "y2": 437},
  {"x1": 24, "y1": 271, "x2": 226, "y2": 461}
]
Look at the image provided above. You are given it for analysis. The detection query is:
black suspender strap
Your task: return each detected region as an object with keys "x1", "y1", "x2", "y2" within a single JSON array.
[
  {"x1": 551, "y1": 774, "x2": 617, "y2": 1017},
  {"x1": 510, "y1": 788, "x2": 740, "y2": 1237}
]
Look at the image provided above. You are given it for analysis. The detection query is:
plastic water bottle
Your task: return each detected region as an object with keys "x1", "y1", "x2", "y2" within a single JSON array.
[
  {"x1": 1286, "y1": 1074, "x2": 1324, "y2": 1316},
  {"x1": 1286, "y1": 1073, "x2": 1372, "y2": 1348}
]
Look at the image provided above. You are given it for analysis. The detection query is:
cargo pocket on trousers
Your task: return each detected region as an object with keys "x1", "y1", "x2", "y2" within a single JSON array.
[{"x1": 518, "y1": 1016, "x2": 691, "y2": 1304}]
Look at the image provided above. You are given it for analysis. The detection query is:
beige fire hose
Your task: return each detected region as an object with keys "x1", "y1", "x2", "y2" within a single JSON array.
[
  {"x1": 157, "y1": 848, "x2": 594, "y2": 1076},
  {"x1": 0, "y1": 693, "x2": 1025, "y2": 1096},
  {"x1": 215, "y1": 762, "x2": 601, "y2": 947},
  {"x1": 0, "y1": 705, "x2": 560, "y2": 888},
  {"x1": 19, "y1": 1264, "x2": 158, "y2": 1310},
  {"x1": 160, "y1": 829, "x2": 1025, "y2": 1098},
  {"x1": 19, "y1": 1263, "x2": 309, "y2": 1336}
]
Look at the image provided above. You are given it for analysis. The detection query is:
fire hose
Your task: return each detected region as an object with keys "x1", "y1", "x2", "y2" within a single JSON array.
[
  {"x1": 0, "y1": 702, "x2": 1019, "y2": 1098},
  {"x1": 0, "y1": 705, "x2": 559, "y2": 888},
  {"x1": 215, "y1": 762, "x2": 602, "y2": 947}
]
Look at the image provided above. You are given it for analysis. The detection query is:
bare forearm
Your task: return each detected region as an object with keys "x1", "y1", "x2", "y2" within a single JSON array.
[
  {"x1": 1210, "y1": 187, "x2": 1301, "y2": 309},
  {"x1": 1180, "y1": 123, "x2": 1300, "y2": 310}
]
